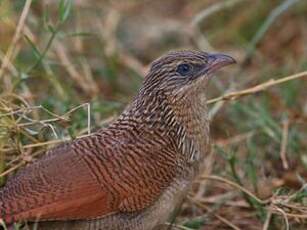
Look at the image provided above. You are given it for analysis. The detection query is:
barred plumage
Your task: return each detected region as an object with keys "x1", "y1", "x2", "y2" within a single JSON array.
[{"x1": 0, "y1": 50, "x2": 235, "y2": 230}]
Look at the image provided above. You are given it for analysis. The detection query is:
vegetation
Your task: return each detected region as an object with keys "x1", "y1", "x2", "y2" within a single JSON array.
[{"x1": 0, "y1": 0, "x2": 306, "y2": 229}]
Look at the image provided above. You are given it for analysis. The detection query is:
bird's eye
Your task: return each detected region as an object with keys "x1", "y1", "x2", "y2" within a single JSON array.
[{"x1": 176, "y1": 64, "x2": 192, "y2": 76}]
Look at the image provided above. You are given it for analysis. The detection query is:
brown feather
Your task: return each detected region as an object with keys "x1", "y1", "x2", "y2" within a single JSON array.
[{"x1": 0, "y1": 117, "x2": 179, "y2": 223}]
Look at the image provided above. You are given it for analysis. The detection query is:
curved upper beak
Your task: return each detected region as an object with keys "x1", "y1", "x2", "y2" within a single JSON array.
[{"x1": 203, "y1": 53, "x2": 236, "y2": 75}]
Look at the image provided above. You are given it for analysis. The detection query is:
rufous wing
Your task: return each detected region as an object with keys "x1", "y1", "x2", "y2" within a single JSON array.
[
  {"x1": 0, "y1": 143, "x2": 115, "y2": 224},
  {"x1": 0, "y1": 134, "x2": 178, "y2": 224}
]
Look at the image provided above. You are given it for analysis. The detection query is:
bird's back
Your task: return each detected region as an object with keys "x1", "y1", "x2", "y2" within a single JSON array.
[{"x1": 0, "y1": 119, "x2": 181, "y2": 228}]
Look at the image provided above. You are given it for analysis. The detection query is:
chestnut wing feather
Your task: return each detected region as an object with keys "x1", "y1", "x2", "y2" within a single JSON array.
[
  {"x1": 0, "y1": 133, "x2": 178, "y2": 224},
  {"x1": 0, "y1": 142, "x2": 114, "y2": 223}
]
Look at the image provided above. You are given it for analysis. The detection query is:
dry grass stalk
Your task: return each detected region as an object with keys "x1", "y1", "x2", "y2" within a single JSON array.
[
  {"x1": 195, "y1": 195, "x2": 249, "y2": 208},
  {"x1": 200, "y1": 175, "x2": 267, "y2": 205},
  {"x1": 207, "y1": 71, "x2": 307, "y2": 104},
  {"x1": 280, "y1": 118, "x2": 290, "y2": 170},
  {"x1": 0, "y1": 101, "x2": 92, "y2": 179},
  {"x1": 200, "y1": 174, "x2": 307, "y2": 228},
  {"x1": 215, "y1": 131, "x2": 254, "y2": 146},
  {"x1": 262, "y1": 210, "x2": 273, "y2": 230},
  {"x1": 189, "y1": 196, "x2": 242, "y2": 230},
  {"x1": 54, "y1": 42, "x2": 98, "y2": 97},
  {"x1": 0, "y1": 0, "x2": 33, "y2": 82},
  {"x1": 272, "y1": 206, "x2": 290, "y2": 230}
]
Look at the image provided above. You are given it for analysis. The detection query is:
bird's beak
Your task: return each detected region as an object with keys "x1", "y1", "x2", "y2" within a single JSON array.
[{"x1": 201, "y1": 53, "x2": 236, "y2": 76}]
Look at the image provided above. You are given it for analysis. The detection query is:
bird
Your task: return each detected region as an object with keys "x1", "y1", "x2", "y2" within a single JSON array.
[{"x1": 0, "y1": 50, "x2": 235, "y2": 230}]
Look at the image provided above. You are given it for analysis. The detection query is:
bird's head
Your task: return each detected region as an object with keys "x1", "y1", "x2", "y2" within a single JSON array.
[{"x1": 141, "y1": 50, "x2": 235, "y2": 97}]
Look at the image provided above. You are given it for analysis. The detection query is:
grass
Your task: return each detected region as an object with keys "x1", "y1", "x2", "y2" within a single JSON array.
[{"x1": 0, "y1": 0, "x2": 307, "y2": 229}]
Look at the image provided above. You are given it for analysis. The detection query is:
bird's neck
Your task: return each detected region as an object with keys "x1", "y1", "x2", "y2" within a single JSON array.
[
  {"x1": 119, "y1": 89, "x2": 210, "y2": 156},
  {"x1": 168, "y1": 90, "x2": 209, "y2": 138},
  {"x1": 123, "y1": 89, "x2": 207, "y2": 127}
]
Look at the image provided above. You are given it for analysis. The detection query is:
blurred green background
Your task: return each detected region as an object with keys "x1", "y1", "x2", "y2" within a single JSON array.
[{"x1": 0, "y1": 0, "x2": 306, "y2": 229}]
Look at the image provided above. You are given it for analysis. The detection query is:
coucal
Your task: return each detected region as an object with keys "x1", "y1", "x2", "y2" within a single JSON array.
[{"x1": 0, "y1": 50, "x2": 235, "y2": 230}]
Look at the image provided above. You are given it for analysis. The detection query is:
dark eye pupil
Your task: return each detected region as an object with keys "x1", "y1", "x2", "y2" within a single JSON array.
[{"x1": 177, "y1": 64, "x2": 191, "y2": 76}]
